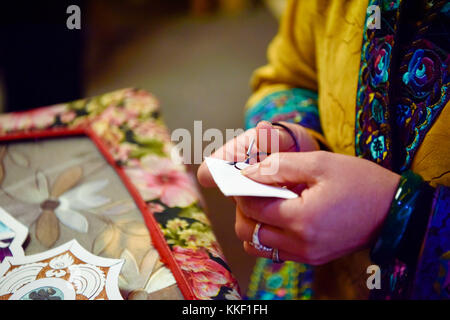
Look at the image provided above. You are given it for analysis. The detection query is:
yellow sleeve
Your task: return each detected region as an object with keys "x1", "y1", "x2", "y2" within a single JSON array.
[
  {"x1": 245, "y1": 0, "x2": 329, "y2": 148},
  {"x1": 247, "y1": 0, "x2": 318, "y2": 107}
]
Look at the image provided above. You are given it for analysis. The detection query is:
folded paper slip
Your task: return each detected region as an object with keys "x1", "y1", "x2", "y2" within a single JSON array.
[{"x1": 205, "y1": 157, "x2": 298, "y2": 199}]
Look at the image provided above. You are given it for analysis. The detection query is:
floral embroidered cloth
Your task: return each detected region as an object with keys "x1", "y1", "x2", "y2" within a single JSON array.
[{"x1": 0, "y1": 88, "x2": 241, "y2": 300}]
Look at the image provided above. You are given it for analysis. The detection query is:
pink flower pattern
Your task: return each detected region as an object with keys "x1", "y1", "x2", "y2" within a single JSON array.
[
  {"x1": 0, "y1": 88, "x2": 239, "y2": 300},
  {"x1": 173, "y1": 246, "x2": 239, "y2": 300},
  {"x1": 126, "y1": 155, "x2": 198, "y2": 208}
]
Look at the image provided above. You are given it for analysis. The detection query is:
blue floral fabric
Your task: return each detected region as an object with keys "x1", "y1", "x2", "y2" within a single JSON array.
[
  {"x1": 356, "y1": 0, "x2": 449, "y2": 299},
  {"x1": 244, "y1": 88, "x2": 321, "y2": 134},
  {"x1": 355, "y1": 0, "x2": 449, "y2": 172}
]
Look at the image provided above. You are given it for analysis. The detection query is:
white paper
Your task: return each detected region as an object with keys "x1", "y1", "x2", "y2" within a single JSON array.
[{"x1": 205, "y1": 157, "x2": 298, "y2": 199}]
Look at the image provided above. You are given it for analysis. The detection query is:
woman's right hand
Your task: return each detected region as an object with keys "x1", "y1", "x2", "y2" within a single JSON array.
[{"x1": 197, "y1": 120, "x2": 320, "y2": 188}]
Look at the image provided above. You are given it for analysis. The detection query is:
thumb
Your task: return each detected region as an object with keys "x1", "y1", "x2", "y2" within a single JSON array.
[{"x1": 241, "y1": 152, "x2": 322, "y2": 186}]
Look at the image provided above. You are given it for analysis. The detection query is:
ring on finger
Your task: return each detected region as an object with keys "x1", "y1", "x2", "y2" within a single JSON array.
[
  {"x1": 251, "y1": 223, "x2": 272, "y2": 252},
  {"x1": 271, "y1": 247, "x2": 283, "y2": 264}
]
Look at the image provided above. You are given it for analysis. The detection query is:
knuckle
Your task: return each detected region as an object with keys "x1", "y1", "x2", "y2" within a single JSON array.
[
  {"x1": 263, "y1": 199, "x2": 284, "y2": 221},
  {"x1": 312, "y1": 150, "x2": 328, "y2": 165},
  {"x1": 280, "y1": 211, "x2": 296, "y2": 230},
  {"x1": 296, "y1": 223, "x2": 318, "y2": 243},
  {"x1": 306, "y1": 151, "x2": 329, "y2": 176},
  {"x1": 240, "y1": 200, "x2": 257, "y2": 219}
]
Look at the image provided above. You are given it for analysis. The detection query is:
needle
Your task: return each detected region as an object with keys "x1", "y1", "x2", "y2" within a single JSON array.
[
  {"x1": 227, "y1": 137, "x2": 256, "y2": 168},
  {"x1": 246, "y1": 137, "x2": 255, "y2": 160}
]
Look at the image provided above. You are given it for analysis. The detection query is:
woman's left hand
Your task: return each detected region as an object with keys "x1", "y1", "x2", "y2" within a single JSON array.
[{"x1": 234, "y1": 151, "x2": 401, "y2": 265}]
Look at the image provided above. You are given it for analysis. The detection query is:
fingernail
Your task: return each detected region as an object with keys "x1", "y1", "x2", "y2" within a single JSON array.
[
  {"x1": 257, "y1": 120, "x2": 272, "y2": 129},
  {"x1": 241, "y1": 163, "x2": 259, "y2": 176}
]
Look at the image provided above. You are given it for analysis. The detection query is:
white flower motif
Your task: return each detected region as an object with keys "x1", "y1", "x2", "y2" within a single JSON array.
[
  {"x1": 5, "y1": 169, "x2": 111, "y2": 235},
  {"x1": 45, "y1": 269, "x2": 67, "y2": 278},
  {"x1": 49, "y1": 253, "x2": 74, "y2": 270},
  {"x1": 55, "y1": 179, "x2": 111, "y2": 233}
]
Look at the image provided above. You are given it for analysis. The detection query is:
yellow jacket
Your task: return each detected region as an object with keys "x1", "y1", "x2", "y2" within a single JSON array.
[
  {"x1": 245, "y1": 0, "x2": 449, "y2": 299},
  {"x1": 247, "y1": 0, "x2": 449, "y2": 188}
]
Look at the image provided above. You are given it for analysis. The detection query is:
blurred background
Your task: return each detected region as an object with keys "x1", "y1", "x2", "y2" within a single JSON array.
[{"x1": 0, "y1": 0, "x2": 285, "y2": 295}]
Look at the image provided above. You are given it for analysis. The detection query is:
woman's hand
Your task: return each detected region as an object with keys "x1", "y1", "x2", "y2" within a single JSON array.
[
  {"x1": 197, "y1": 121, "x2": 320, "y2": 187},
  {"x1": 234, "y1": 151, "x2": 401, "y2": 265}
]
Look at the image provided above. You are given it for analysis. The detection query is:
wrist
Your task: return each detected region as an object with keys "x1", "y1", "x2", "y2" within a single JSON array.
[{"x1": 370, "y1": 170, "x2": 433, "y2": 265}]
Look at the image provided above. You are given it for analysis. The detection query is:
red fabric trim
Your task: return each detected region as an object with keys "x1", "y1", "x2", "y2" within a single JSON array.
[
  {"x1": 0, "y1": 127, "x2": 196, "y2": 300},
  {"x1": 0, "y1": 127, "x2": 86, "y2": 142}
]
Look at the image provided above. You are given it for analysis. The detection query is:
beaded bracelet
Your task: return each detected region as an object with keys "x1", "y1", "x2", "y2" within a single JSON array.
[{"x1": 370, "y1": 170, "x2": 429, "y2": 265}]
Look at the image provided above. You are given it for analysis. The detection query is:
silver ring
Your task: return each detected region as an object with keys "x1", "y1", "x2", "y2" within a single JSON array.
[
  {"x1": 272, "y1": 248, "x2": 282, "y2": 263},
  {"x1": 251, "y1": 223, "x2": 272, "y2": 252}
]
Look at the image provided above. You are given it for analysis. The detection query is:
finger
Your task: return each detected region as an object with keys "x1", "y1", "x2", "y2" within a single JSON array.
[
  {"x1": 241, "y1": 152, "x2": 325, "y2": 186},
  {"x1": 235, "y1": 196, "x2": 305, "y2": 229},
  {"x1": 235, "y1": 205, "x2": 294, "y2": 251},
  {"x1": 217, "y1": 128, "x2": 257, "y2": 162},
  {"x1": 243, "y1": 241, "x2": 304, "y2": 263},
  {"x1": 197, "y1": 161, "x2": 216, "y2": 187},
  {"x1": 256, "y1": 121, "x2": 301, "y2": 153},
  {"x1": 197, "y1": 129, "x2": 256, "y2": 187}
]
